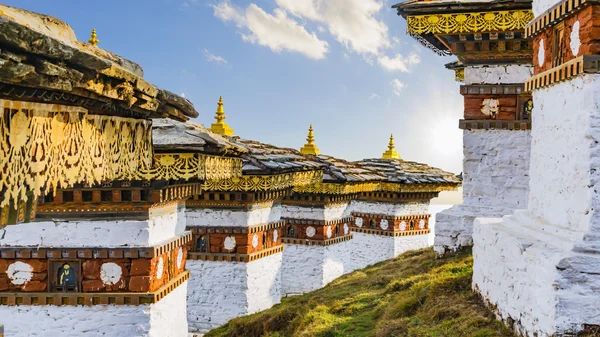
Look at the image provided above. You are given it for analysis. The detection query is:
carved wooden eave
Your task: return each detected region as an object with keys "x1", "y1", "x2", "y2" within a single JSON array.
[
  {"x1": 393, "y1": 0, "x2": 534, "y2": 63},
  {"x1": 0, "y1": 4, "x2": 197, "y2": 121}
]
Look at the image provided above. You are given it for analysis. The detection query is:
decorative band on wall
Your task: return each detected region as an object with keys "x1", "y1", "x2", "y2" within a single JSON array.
[
  {"x1": 351, "y1": 213, "x2": 430, "y2": 222},
  {"x1": 282, "y1": 217, "x2": 354, "y2": 227},
  {"x1": 0, "y1": 271, "x2": 189, "y2": 306},
  {"x1": 525, "y1": 0, "x2": 595, "y2": 37},
  {"x1": 282, "y1": 234, "x2": 353, "y2": 246},
  {"x1": 351, "y1": 228, "x2": 431, "y2": 237},
  {"x1": 460, "y1": 84, "x2": 526, "y2": 95},
  {"x1": 0, "y1": 232, "x2": 191, "y2": 259},
  {"x1": 188, "y1": 221, "x2": 285, "y2": 235},
  {"x1": 406, "y1": 10, "x2": 533, "y2": 35},
  {"x1": 187, "y1": 244, "x2": 284, "y2": 263},
  {"x1": 459, "y1": 119, "x2": 531, "y2": 130},
  {"x1": 525, "y1": 55, "x2": 600, "y2": 91}
]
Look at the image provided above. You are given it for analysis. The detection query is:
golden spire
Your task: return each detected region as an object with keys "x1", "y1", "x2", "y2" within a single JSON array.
[
  {"x1": 382, "y1": 134, "x2": 401, "y2": 159},
  {"x1": 210, "y1": 96, "x2": 234, "y2": 136},
  {"x1": 300, "y1": 125, "x2": 320, "y2": 155},
  {"x1": 88, "y1": 28, "x2": 99, "y2": 46}
]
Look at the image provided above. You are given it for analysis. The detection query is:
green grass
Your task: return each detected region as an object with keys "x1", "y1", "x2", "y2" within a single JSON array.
[{"x1": 206, "y1": 248, "x2": 516, "y2": 337}]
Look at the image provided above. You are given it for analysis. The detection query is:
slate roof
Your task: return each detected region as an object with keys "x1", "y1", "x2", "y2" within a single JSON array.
[
  {"x1": 0, "y1": 4, "x2": 197, "y2": 120},
  {"x1": 356, "y1": 158, "x2": 462, "y2": 186},
  {"x1": 315, "y1": 155, "x2": 387, "y2": 183}
]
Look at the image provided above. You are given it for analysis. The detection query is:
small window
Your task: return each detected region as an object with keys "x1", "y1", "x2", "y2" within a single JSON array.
[
  {"x1": 369, "y1": 220, "x2": 375, "y2": 229},
  {"x1": 197, "y1": 236, "x2": 207, "y2": 253},
  {"x1": 552, "y1": 22, "x2": 565, "y2": 67},
  {"x1": 287, "y1": 226, "x2": 296, "y2": 238}
]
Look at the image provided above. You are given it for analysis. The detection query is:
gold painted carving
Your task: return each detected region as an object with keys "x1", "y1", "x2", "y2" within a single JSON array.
[
  {"x1": 0, "y1": 100, "x2": 152, "y2": 208},
  {"x1": 407, "y1": 10, "x2": 533, "y2": 35},
  {"x1": 204, "y1": 171, "x2": 323, "y2": 192},
  {"x1": 138, "y1": 154, "x2": 242, "y2": 181},
  {"x1": 294, "y1": 182, "x2": 381, "y2": 195}
]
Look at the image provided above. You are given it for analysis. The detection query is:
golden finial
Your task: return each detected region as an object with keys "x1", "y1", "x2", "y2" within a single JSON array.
[
  {"x1": 382, "y1": 134, "x2": 401, "y2": 159},
  {"x1": 300, "y1": 125, "x2": 320, "y2": 155},
  {"x1": 210, "y1": 96, "x2": 234, "y2": 136},
  {"x1": 88, "y1": 28, "x2": 99, "y2": 46}
]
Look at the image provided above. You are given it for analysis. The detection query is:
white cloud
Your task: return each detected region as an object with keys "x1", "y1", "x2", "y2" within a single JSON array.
[
  {"x1": 369, "y1": 93, "x2": 380, "y2": 100},
  {"x1": 378, "y1": 53, "x2": 421, "y2": 72},
  {"x1": 390, "y1": 79, "x2": 406, "y2": 96},
  {"x1": 203, "y1": 49, "x2": 228, "y2": 64},
  {"x1": 212, "y1": 1, "x2": 328, "y2": 60},
  {"x1": 275, "y1": 0, "x2": 390, "y2": 56}
]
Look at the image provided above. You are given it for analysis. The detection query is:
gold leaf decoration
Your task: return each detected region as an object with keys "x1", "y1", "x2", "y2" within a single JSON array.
[
  {"x1": 0, "y1": 100, "x2": 153, "y2": 208},
  {"x1": 407, "y1": 10, "x2": 533, "y2": 35},
  {"x1": 137, "y1": 154, "x2": 242, "y2": 181},
  {"x1": 203, "y1": 171, "x2": 323, "y2": 192}
]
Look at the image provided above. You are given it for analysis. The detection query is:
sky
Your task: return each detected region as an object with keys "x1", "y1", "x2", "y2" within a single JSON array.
[{"x1": 8, "y1": 0, "x2": 464, "y2": 180}]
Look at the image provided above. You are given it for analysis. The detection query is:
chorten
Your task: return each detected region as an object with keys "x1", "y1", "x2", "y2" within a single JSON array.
[{"x1": 209, "y1": 96, "x2": 234, "y2": 136}]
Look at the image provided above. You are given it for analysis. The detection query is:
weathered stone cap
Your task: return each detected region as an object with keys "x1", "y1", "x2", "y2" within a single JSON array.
[
  {"x1": 315, "y1": 155, "x2": 387, "y2": 184},
  {"x1": 232, "y1": 138, "x2": 327, "y2": 176},
  {"x1": 0, "y1": 4, "x2": 198, "y2": 120},
  {"x1": 152, "y1": 118, "x2": 246, "y2": 155},
  {"x1": 356, "y1": 158, "x2": 462, "y2": 186}
]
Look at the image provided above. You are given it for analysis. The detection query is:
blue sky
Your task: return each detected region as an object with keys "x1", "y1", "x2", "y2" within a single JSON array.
[{"x1": 8, "y1": 0, "x2": 464, "y2": 175}]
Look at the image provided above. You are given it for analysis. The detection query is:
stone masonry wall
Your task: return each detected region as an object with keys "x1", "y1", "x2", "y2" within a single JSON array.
[
  {"x1": 0, "y1": 280, "x2": 189, "y2": 337},
  {"x1": 434, "y1": 129, "x2": 531, "y2": 255},
  {"x1": 187, "y1": 252, "x2": 282, "y2": 333}
]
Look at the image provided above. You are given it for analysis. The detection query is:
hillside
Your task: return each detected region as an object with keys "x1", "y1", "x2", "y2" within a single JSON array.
[{"x1": 206, "y1": 248, "x2": 516, "y2": 337}]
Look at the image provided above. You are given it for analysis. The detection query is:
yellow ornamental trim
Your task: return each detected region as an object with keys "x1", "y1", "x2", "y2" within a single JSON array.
[
  {"x1": 0, "y1": 99, "x2": 153, "y2": 208},
  {"x1": 137, "y1": 154, "x2": 242, "y2": 181},
  {"x1": 294, "y1": 182, "x2": 381, "y2": 195},
  {"x1": 203, "y1": 171, "x2": 323, "y2": 192},
  {"x1": 379, "y1": 182, "x2": 459, "y2": 193},
  {"x1": 406, "y1": 10, "x2": 533, "y2": 35}
]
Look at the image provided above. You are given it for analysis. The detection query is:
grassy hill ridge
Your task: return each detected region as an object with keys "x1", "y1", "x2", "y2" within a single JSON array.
[{"x1": 206, "y1": 248, "x2": 516, "y2": 337}]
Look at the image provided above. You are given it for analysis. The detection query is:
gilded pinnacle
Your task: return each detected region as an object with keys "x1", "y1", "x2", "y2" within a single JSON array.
[
  {"x1": 382, "y1": 134, "x2": 401, "y2": 159},
  {"x1": 88, "y1": 28, "x2": 99, "y2": 46},
  {"x1": 300, "y1": 125, "x2": 320, "y2": 155},
  {"x1": 210, "y1": 96, "x2": 234, "y2": 136}
]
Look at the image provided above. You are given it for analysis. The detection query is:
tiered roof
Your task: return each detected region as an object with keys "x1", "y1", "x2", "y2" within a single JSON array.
[
  {"x1": 0, "y1": 4, "x2": 197, "y2": 120},
  {"x1": 356, "y1": 158, "x2": 461, "y2": 186}
]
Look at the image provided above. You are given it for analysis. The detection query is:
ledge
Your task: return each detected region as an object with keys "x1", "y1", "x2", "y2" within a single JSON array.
[
  {"x1": 187, "y1": 244, "x2": 284, "y2": 263},
  {"x1": 0, "y1": 232, "x2": 191, "y2": 259},
  {"x1": 0, "y1": 271, "x2": 189, "y2": 306},
  {"x1": 282, "y1": 234, "x2": 354, "y2": 246},
  {"x1": 351, "y1": 228, "x2": 431, "y2": 237},
  {"x1": 351, "y1": 212, "x2": 430, "y2": 221},
  {"x1": 282, "y1": 217, "x2": 354, "y2": 226},
  {"x1": 525, "y1": 55, "x2": 600, "y2": 91},
  {"x1": 459, "y1": 119, "x2": 531, "y2": 130}
]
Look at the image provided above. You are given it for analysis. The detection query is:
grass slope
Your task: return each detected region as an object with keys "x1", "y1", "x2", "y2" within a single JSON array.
[{"x1": 206, "y1": 248, "x2": 516, "y2": 337}]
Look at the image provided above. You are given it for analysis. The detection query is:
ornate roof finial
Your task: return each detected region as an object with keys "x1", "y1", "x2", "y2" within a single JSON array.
[
  {"x1": 300, "y1": 124, "x2": 320, "y2": 155},
  {"x1": 88, "y1": 28, "x2": 99, "y2": 46},
  {"x1": 210, "y1": 96, "x2": 234, "y2": 136},
  {"x1": 382, "y1": 134, "x2": 401, "y2": 159}
]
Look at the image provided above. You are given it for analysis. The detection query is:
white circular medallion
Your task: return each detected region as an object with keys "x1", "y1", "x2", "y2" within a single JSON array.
[
  {"x1": 419, "y1": 220, "x2": 426, "y2": 229},
  {"x1": 224, "y1": 236, "x2": 236, "y2": 251},
  {"x1": 355, "y1": 217, "x2": 363, "y2": 228},
  {"x1": 538, "y1": 39, "x2": 545, "y2": 67},
  {"x1": 273, "y1": 229, "x2": 278, "y2": 242},
  {"x1": 100, "y1": 262, "x2": 122, "y2": 286},
  {"x1": 570, "y1": 21, "x2": 580, "y2": 56},
  {"x1": 306, "y1": 226, "x2": 316, "y2": 238},
  {"x1": 7, "y1": 261, "x2": 32, "y2": 285},
  {"x1": 343, "y1": 223, "x2": 349, "y2": 235},
  {"x1": 156, "y1": 257, "x2": 164, "y2": 280},
  {"x1": 177, "y1": 247, "x2": 184, "y2": 269},
  {"x1": 380, "y1": 219, "x2": 389, "y2": 230},
  {"x1": 326, "y1": 226, "x2": 332, "y2": 238},
  {"x1": 400, "y1": 221, "x2": 407, "y2": 231},
  {"x1": 252, "y1": 234, "x2": 259, "y2": 248}
]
